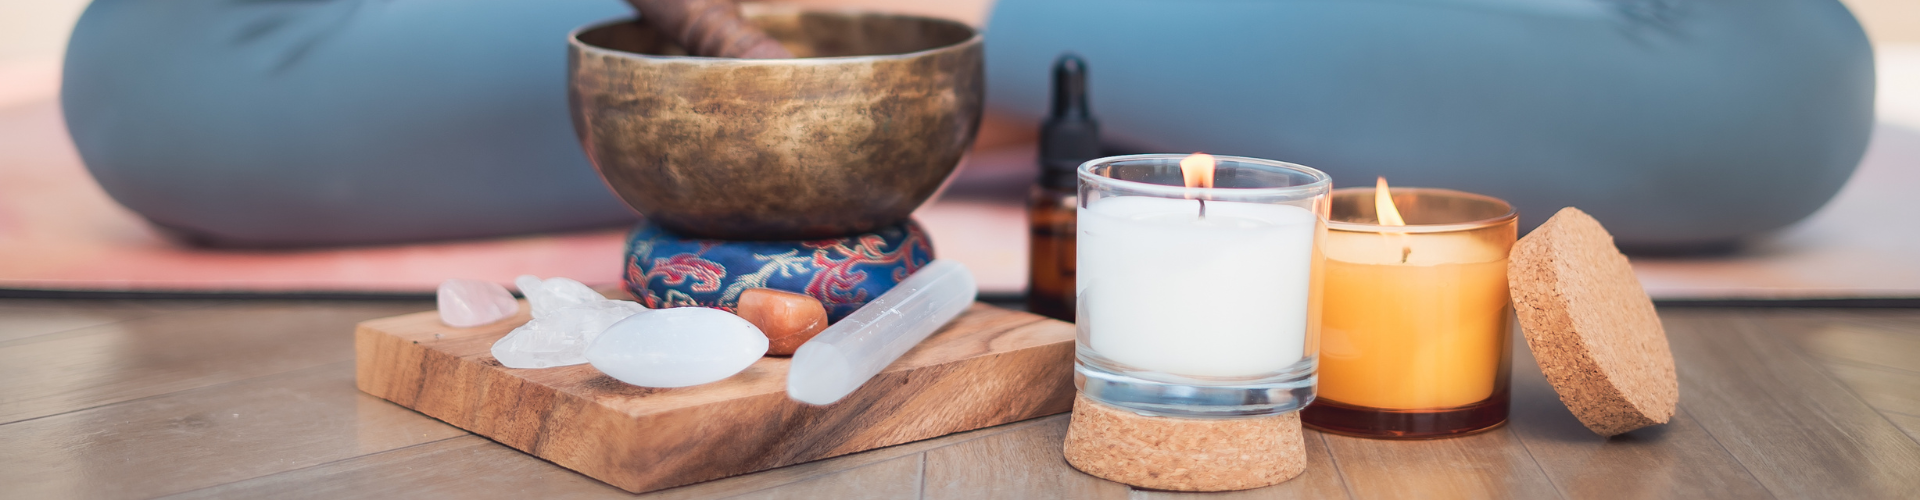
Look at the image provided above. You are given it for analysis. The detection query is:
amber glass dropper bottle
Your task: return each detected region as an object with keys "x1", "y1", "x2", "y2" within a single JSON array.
[{"x1": 1028, "y1": 54, "x2": 1100, "y2": 321}]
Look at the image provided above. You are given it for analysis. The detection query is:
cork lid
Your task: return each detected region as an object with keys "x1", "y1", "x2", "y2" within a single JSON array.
[{"x1": 1508, "y1": 207, "x2": 1678, "y2": 436}]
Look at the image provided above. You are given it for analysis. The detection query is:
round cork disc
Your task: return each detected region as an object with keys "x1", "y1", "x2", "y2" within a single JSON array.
[
  {"x1": 1508, "y1": 207, "x2": 1678, "y2": 436},
  {"x1": 1062, "y1": 394, "x2": 1306, "y2": 491}
]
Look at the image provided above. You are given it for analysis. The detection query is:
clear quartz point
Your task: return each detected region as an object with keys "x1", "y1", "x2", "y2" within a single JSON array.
[
  {"x1": 787, "y1": 260, "x2": 978, "y2": 405},
  {"x1": 491, "y1": 275, "x2": 649, "y2": 369}
]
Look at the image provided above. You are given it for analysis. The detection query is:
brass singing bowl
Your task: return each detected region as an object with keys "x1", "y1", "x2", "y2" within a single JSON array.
[{"x1": 568, "y1": 6, "x2": 983, "y2": 240}]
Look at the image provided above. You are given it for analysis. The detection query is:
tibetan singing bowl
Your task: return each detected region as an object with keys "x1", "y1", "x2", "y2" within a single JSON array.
[{"x1": 568, "y1": 6, "x2": 984, "y2": 240}]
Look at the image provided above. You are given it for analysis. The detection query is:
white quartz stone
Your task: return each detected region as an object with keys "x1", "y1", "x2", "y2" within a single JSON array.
[
  {"x1": 586, "y1": 307, "x2": 769, "y2": 388},
  {"x1": 515, "y1": 275, "x2": 605, "y2": 313},
  {"x1": 787, "y1": 259, "x2": 976, "y2": 405},
  {"x1": 437, "y1": 279, "x2": 519, "y2": 328},
  {"x1": 491, "y1": 275, "x2": 649, "y2": 369}
]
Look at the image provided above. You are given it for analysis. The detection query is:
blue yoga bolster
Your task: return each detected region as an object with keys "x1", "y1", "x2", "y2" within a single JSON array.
[{"x1": 985, "y1": 0, "x2": 1874, "y2": 249}]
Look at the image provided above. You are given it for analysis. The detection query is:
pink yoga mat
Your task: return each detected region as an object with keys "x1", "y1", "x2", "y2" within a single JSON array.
[{"x1": 0, "y1": 95, "x2": 1032, "y2": 296}]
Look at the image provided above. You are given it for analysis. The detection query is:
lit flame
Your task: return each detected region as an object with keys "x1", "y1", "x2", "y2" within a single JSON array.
[
  {"x1": 1180, "y1": 153, "x2": 1216, "y2": 189},
  {"x1": 1375, "y1": 177, "x2": 1406, "y2": 226},
  {"x1": 1376, "y1": 177, "x2": 1412, "y2": 263}
]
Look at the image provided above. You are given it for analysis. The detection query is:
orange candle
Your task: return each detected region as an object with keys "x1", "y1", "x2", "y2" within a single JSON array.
[{"x1": 1303, "y1": 180, "x2": 1517, "y2": 439}]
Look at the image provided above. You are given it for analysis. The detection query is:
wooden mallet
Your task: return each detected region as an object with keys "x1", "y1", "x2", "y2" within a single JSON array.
[{"x1": 625, "y1": 0, "x2": 793, "y2": 58}]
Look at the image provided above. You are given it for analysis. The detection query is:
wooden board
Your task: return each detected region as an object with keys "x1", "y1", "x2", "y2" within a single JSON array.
[{"x1": 353, "y1": 302, "x2": 1075, "y2": 494}]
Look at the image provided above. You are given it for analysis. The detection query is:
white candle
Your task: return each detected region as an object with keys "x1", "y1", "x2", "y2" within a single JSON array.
[{"x1": 1078, "y1": 196, "x2": 1317, "y2": 378}]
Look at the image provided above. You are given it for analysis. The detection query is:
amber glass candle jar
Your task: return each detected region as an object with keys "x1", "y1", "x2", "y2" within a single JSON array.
[{"x1": 1301, "y1": 183, "x2": 1517, "y2": 439}]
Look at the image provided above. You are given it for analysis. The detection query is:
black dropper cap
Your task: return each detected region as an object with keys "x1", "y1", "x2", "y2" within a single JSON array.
[{"x1": 1039, "y1": 54, "x2": 1100, "y2": 190}]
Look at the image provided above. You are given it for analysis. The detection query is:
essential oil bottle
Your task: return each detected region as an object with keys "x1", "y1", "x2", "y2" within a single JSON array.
[{"x1": 1028, "y1": 54, "x2": 1100, "y2": 321}]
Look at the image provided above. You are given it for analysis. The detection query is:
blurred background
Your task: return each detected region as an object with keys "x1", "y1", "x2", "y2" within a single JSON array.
[
  {"x1": 0, "y1": 0, "x2": 992, "y2": 70},
  {"x1": 7, "y1": 0, "x2": 1917, "y2": 89},
  {"x1": 0, "y1": 0, "x2": 991, "y2": 111},
  {"x1": 2, "y1": 0, "x2": 1916, "y2": 302}
]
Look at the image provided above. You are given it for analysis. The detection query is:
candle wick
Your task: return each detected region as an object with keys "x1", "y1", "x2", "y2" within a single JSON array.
[
  {"x1": 1198, "y1": 199, "x2": 1207, "y2": 220},
  {"x1": 1401, "y1": 246, "x2": 1411, "y2": 264}
]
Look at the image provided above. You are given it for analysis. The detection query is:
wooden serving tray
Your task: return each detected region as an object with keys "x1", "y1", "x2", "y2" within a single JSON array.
[{"x1": 354, "y1": 302, "x2": 1075, "y2": 494}]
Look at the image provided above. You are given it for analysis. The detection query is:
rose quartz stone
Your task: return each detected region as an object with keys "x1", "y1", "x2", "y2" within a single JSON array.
[{"x1": 437, "y1": 278, "x2": 520, "y2": 328}]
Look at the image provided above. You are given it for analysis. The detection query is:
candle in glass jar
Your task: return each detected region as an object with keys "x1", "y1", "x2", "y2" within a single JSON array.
[
  {"x1": 1073, "y1": 153, "x2": 1329, "y2": 418},
  {"x1": 1318, "y1": 232, "x2": 1509, "y2": 408},
  {"x1": 1305, "y1": 180, "x2": 1517, "y2": 438},
  {"x1": 1078, "y1": 196, "x2": 1317, "y2": 378}
]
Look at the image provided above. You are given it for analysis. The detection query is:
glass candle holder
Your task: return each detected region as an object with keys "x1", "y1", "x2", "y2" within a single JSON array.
[
  {"x1": 1301, "y1": 186, "x2": 1517, "y2": 438},
  {"x1": 1075, "y1": 154, "x2": 1330, "y2": 417}
]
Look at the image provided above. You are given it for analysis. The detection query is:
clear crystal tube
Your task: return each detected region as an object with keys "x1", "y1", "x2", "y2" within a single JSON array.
[{"x1": 787, "y1": 259, "x2": 978, "y2": 405}]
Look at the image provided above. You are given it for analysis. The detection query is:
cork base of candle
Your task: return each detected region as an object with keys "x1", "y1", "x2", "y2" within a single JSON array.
[{"x1": 1062, "y1": 394, "x2": 1306, "y2": 492}]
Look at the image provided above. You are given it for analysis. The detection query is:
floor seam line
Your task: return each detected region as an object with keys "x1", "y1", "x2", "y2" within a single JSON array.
[
  {"x1": 717, "y1": 417, "x2": 1055, "y2": 500},
  {"x1": 721, "y1": 453, "x2": 925, "y2": 500},
  {"x1": 1879, "y1": 408, "x2": 1920, "y2": 419},
  {"x1": 1814, "y1": 354, "x2": 1920, "y2": 377},
  {"x1": 150, "y1": 434, "x2": 475, "y2": 499},
  {"x1": 1696, "y1": 316, "x2": 1789, "y2": 500},
  {"x1": 1506, "y1": 425, "x2": 1571, "y2": 500},
  {"x1": 1763, "y1": 314, "x2": 1920, "y2": 456},
  {"x1": 1682, "y1": 402, "x2": 1780, "y2": 500},
  {"x1": 0, "y1": 299, "x2": 235, "y2": 349},
  {"x1": 0, "y1": 359, "x2": 354, "y2": 427},
  {"x1": 1318, "y1": 432, "x2": 1359, "y2": 500}
]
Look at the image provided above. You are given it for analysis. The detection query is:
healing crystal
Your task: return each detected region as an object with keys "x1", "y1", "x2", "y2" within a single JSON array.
[
  {"x1": 437, "y1": 279, "x2": 520, "y2": 328},
  {"x1": 788, "y1": 260, "x2": 976, "y2": 405},
  {"x1": 736, "y1": 288, "x2": 829, "y2": 356},
  {"x1": 515, "y1": 274, "x2": 605, "y2": 314},
  {"x1": 491, "y1": 275, "x2": 649, "y2": 369},
  {"x1": 587, "y1": 307, "x2": 769, "y2": 388}
]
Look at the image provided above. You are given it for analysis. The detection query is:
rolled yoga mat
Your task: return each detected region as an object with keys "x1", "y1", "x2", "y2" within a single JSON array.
[{"x1": 985, "y1": 0, "x2": 1874, "y2": 250}]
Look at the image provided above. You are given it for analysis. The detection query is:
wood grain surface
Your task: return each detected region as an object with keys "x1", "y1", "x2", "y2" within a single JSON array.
[
  {"x1": 3, "y1": 299, "x2": 1919, "y2": 499},
  {"x1": 1662, "y1": 311, "x2": 1920, "y2": 498},
  {"x1": 355, "y1": 302, "x2": 1077, "y2": 494},
  {"x1": 2, "y1": 301, "x2": 424, "y2": 425},
  {"x1": 1506, "y1": 333, "x2": 1771, "y2": 499}
]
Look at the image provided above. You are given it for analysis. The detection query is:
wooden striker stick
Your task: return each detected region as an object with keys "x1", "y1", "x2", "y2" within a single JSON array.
[{"x1": 624, "y1": 0, "x2": 794, "y2": 58}]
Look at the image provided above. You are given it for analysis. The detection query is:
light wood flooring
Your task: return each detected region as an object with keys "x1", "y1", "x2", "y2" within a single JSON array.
[{"x1": 2, "y1": 300, "x2": 1918, "y2": 498}]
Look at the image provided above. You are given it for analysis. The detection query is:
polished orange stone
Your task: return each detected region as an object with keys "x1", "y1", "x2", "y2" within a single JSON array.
[{"x1": 736, "y1": 288, "x2": 829, "y2": 356}]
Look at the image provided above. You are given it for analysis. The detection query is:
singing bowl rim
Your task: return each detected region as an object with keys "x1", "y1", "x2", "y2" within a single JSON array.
[{"x1": 566, "y1": 7, "x2": 982, "y2": 66}]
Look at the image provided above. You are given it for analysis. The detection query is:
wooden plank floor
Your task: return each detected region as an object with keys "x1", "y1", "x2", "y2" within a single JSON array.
[{"x1": 2, "y1": 300, "x2": 1918, "y2": 499}]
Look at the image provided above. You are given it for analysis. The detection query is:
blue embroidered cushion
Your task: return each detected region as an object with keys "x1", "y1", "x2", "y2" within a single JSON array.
[{"x1": 623, "y1": 220, "x2": 935, "y2": 322}]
